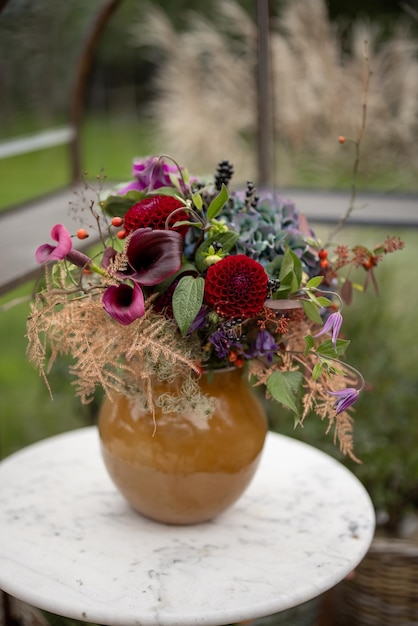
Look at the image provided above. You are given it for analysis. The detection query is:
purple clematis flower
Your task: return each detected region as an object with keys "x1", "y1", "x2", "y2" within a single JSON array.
[
  {"x1": 328, "y1": 387, "x2": 359, "y2": 415},
  {"x1": 125, "y1": 228, "x2": 183, "y2": 285},
  {"x1": 35, "y1": 224, "x2": 72, "y2": 263},
  {"x1": 102, "y1": 282, "x2": 145, "y2": 326},
  {"x1": 118, "y1": 156, "x2": 185, "y2": 195},
  {"x1": 312, "y1": 311, "x2": 343, "y2": 350}
]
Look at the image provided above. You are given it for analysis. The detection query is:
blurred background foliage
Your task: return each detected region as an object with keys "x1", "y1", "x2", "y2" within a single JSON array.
[{"x1": 0, "y1": 0, "x2": 417, "y2": 536}]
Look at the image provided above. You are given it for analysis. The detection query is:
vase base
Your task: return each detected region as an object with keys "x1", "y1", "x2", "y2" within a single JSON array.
[{"x1": 101, "y1": 444, "x2": 264, "y2": 525}]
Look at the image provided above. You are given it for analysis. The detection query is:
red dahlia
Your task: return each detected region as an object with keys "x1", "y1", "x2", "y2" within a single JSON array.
[
  {"x1": 123, "y1": 195, "x2": 190, "y2": 237},
  {"x1": 204, "y1": 255, "x2": 268, "y2": 319}
]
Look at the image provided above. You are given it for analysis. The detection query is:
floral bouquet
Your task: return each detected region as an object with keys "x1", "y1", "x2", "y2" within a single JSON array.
[{"x1": 27, "y1": 155, "x2": 403, "y2": 460}]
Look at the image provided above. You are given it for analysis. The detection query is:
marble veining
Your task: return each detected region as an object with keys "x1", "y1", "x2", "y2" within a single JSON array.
[{"x1": 0, "y1": 427, "x2": 375, "y2": 626}]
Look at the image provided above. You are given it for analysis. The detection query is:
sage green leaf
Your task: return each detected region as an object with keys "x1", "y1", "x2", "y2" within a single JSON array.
[
  {"x1": 207, "y1": 184, "x2": 228, "y2": 220},
  {"x1": 191, "y1": 192, "x2": 203, "y2": 211},
  {"x1": 280, "y1": 247, "x2": 302, "y2": 286},
  {"x1": 316, "y1": 296, "x2": 333, "y2": 307},
  {"x1": 306, "y1": 276, "x2": 324, "y2": 289},
  {"x1": 312, "y1": 362, "x2": 324, "y2": 381},
  {"x1": 315, "y1": 338, "x2": 351, "y2": 357},
  {"x1": 101, "y1": 192, "x2": 144, "y2": 217},
  {"x1": 302, "y1": 299, "x2": 323, "y2": 324},
  {"x1": 266, "y1": 370, "x2": 303, "y2": 416},
  {"x1": 148, "y1": 186, "x2": 180, "y2": 198},
  {"x1": 173, "y1": 276, "x2": 204, "y2": 337},
  {"x1": 304, "y1": 334, "x2": 315, "y2": 354}
]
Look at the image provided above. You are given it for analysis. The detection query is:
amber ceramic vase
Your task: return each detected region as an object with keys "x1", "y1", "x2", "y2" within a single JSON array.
[{"x1": 98, "y1": 368, "x2": 268, "y2": 525}]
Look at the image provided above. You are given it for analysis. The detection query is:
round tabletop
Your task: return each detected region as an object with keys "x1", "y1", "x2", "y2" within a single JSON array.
[{"x1": 0, "y1": 427, "x2": 375, "y2": 626}]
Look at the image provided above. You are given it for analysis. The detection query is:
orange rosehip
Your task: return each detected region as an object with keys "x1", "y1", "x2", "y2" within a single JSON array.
[
  {"x1": 338, "y1": 135, "x2": 346, "y2": 144},
  {"x1": 77, "y1": 229, "x2": 89, "y2": 240},
  {"x1": 318, "y1": 249, "x2": 328, "y2": 260},
  {"x1": 319, "y1": 259, "x2": 329, "y2": 269},
  {"x1": 116, "y1": 229, "x2": 127, "y2": 240},
  {"x1": 111, "y1": 216, "x2": 123, "y2": 227}
]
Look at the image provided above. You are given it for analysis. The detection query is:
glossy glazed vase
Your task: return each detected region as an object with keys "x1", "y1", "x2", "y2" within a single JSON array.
[{"x1": 98, "y1": 368, "x2": 268, "y2": 525}]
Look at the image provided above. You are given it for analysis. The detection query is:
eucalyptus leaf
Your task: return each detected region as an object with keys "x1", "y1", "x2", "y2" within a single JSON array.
[{"x1": 173, "y1": 276, "x2": 204, "y2": 337}]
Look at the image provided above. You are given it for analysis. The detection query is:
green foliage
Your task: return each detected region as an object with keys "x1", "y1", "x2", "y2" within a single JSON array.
[
  {"x1": 207, "y1": 184, "x2": 228, "y2": 220},
  {"x1": 269, "y1": 226, "x2": 418, "y2": 533},
  {"x1": 0, "y1": 284, "x2": 93, "y2": 459},
  {"x1": 267, "y1": 371, "x2": 303, "y2": 420},
  {"x1": 101, "y1": 191, "x2": 145, "y2": 217},
  {"x1": 276, "y1": 247, "x2": 303, "y2": 297},
  {"x1": 172, "y1": 276, "x2": 204, "y2": 337},
  {"x1": 195, "y1": 230, "x2": 239, "y2": 272}
]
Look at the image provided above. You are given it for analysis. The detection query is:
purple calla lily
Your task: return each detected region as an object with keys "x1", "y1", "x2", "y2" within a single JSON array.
[
  {"x1": 35, "y1": 224, "x2": 72, "y2": 263},
  {"x1": 125, "y1": 228, "x2": 183, "y2": 285},
  {"x1": 102, "y1": 282, "x2": 145, "y2": 325},
  {"x1": 313, "y1": 311, "x2": 343, "y2": 350},
  {"x1": 328, "y1": 387, "x2": 359, "y2": 414}
]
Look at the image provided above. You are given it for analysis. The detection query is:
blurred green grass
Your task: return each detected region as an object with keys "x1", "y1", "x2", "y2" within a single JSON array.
[
  {"x1": 1, "y1": 115, "x2": 417, "y2": 212},
  {"x1": 0, "y1": 115, "x2": 154, "y2": 210}
]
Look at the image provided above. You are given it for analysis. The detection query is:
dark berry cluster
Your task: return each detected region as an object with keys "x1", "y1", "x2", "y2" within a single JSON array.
[
  {"x1": 214, "y1": 160, "x2": 234, "y2": 190},
  {"x1": 245, "y1": 181, "x2": 259, "y2": 210},
  {"x1": 222, "y1": 318, "x2": 244, "y2": 341},
  {"x1": 267, "y1": 278, "x2": 281, "y2": 298}
]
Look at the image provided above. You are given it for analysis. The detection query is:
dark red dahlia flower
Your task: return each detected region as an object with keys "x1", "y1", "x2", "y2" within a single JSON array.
[
  {"x1": 123, "y1": 195, "x2": 190, "y2": 237},
  {"x1": 204, "y1": 255, "x2": 268, "y2": 319}
]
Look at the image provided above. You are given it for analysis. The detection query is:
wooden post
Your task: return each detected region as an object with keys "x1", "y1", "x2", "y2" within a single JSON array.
[
  {"x1": 256, "y1": 0, "x2": 274, "y2": 188},
  {"x1": 69, "y1": 0, "x2": 124, "y2": 183}
]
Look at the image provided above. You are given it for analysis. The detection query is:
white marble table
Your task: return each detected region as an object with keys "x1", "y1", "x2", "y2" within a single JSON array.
[{"x1": 0, "y1": 427, "x2": 375, "y2": 626}]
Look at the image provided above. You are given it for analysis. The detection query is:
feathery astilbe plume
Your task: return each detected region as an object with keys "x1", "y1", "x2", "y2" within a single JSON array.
[{"x1": 26, "y1": 267, "x2": 201, "y2": 414}]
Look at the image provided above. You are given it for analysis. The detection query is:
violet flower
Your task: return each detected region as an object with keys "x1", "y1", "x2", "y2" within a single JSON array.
[
  {"x1": 102, "y1": 282, "x2": 145, "y2": 326},
  {"x1": 35, "y1": 224, "x2": 72, "y2": 263},
  {"x1": 248, "y1": 329, "x2": 278, "y2": 363},
  {"x1": 312, "y1": 311, "x2": 343, "y2": 350},
  {"x1": 209, "y1": 328, "x2": 232, "y2": 359},
  {"x1": 328, "y1": 388, "x2": 359, "y2": 415},
  {"x1": 118, "y1": 156, "x2": 185, "y2": 194}
]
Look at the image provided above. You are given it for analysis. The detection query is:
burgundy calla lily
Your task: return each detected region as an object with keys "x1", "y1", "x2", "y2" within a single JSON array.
[
  {"x1": 35, "y1": 224, "x2": 72, "y2": 264},
  {"x1": 125, "y1": 228, "x2": 183, "y2": 285},
  {"x1": 102, "y1": 282, "x2": 145, "y2": 325}
]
